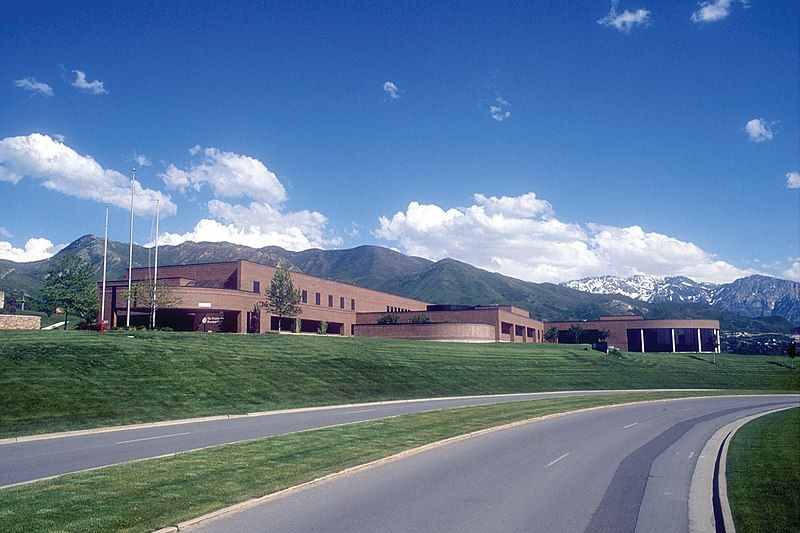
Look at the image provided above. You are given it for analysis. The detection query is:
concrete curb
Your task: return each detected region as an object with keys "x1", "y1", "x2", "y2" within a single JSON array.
[
  {"x1": 151, "y1": 394, "x2": 796, "y2": 533},
  {"x1": 0, "y1": 388, "x2": 716, "y2": 445},
  {"x1": 688, "y1": 405, "x2": 799, "y2": 533}
]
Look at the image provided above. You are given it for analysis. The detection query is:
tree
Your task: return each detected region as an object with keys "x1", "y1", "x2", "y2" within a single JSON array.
[
  {"x1": 544, "y1": 326, "x2": 559, "y2": 343},
  {"x1": 120, "y1": 280, "x2": 180, "y2": 328},
  {"x1": 261, "y1": 264, "x2": 302, "y2": 333},
  {"x1": 409, "y1": 314, "x2": 431, "y2": 324},
  {"x1": 568, "y1": 324, "x2": 584, "y2": 344},
  {"x1": 597, "y1": 329, "x2": 611, "y2": 342},
  {"x1": 789, "y1": 341, "x2": 797, "y2": 369},
  {"x1": 42, "y1": 254, "x2": 98, "y2": 330}
]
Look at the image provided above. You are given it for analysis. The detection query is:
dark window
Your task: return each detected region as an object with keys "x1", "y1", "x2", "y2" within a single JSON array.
[
  {"x1": 315, "y1": 292, "x2": 321, "y2": 305},
  {"x1": 301, "y1": 290, "x2": 307, "y2": 304},
  {"x1": 339, "y1": 296, "x2": 345, "y2": 309},
  {"x1": 253, "y1": 281, "x2": 260, "y2": 293},
  {"x1": 328, "y1": 295, "x2": 333, "y2": 307},
  {"x1": 350, "y1": 298, "x2": 355, "y2": 310}
]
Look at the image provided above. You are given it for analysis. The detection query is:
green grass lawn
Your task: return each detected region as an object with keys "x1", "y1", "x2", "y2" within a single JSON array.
[
  {"x1": 0, "y1": 391, "x2": 733, "y2": 532},
  {"x1": 727, "y1": 407, "x2": 800, "y2": 533},
  {"x1": 1, "y1": 330, "x2": 798, "y2": 438}
]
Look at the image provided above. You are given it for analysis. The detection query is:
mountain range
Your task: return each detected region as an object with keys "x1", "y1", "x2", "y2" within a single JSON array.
[
  {"x1": 1, "y1": 234, "x2": 798, "y2": 334},
  {"x1": 561, "y1": 274, "x2": 800, "y2": 324}
]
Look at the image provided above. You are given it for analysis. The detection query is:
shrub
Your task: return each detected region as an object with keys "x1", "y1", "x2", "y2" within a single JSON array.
[
  {"x1": 317, "y1": 321, "x2": 328, "y2": 334},
  {"x1": 409, "y1": 314, "x2": 431, "y2": 324},
  {"x1": 377, "y1": 313, "x2": 400, "y2": 325}
]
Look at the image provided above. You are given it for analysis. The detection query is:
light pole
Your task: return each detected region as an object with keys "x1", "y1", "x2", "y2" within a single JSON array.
[
  {"x1": 99, "y1": 204, "x2": 109, "y2": 332},
  {"x1": 126, "y1": 168, "x2": 136, "y2": 327},
  {"x1": 150, "y1": 198, "x2": 160, "y2": 329}
]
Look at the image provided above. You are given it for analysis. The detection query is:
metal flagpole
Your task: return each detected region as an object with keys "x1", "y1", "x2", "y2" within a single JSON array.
[
  {"x1": 150, "y1": 198, "x2": 160, "y2": 329},
  {"x1": 126, "y1": 168, "x2": 136, "y2": 327},
  {"x1": 100, "y1": 204, "x2": 109, "y2": 333}
]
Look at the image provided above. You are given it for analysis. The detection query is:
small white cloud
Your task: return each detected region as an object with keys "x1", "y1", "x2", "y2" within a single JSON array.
[
  {"x1": 0, "y1": 237, "x2": 64, "y2": 262},
  {"x1": 53, "y1": 134, "x2": 66, "y2": 143},
  {"x1": 13, "y1": 77, "x2": 53, "y2": 97},
  {"x1": 744, "y1": 118, "x2": 774, "y2": 143},
  {"x1": 490, "y1": 98, "x2": 511, "y2": 122},
  {"x1": 0, "y1": 226, "x2": 11, "y2": 239},
  {"x1": 783, "y1": 262, "x2": 800, "y2": 281},
  {"x1": 383, "y1": 81, "x2": 400, "y2": 99},
  {"x1": 71, "y1": 70, "x2": 107, "y2": 95},
  {"x1": 133, "y1": 153, "x2": 152, "y2": 167},
  {"x1": 691, "y1": 0, "x2": 744, "y2": 23},
  {"x1": 598, "y1": 0, "x2": 650, "y2": 33},
  {"x1": 189, "y1": 144, "x2": 201, "y2": 156},
  {"x1": 161, "y1": 146, "x2": 286, "y2": 204},
  {"x1": 787, "y1": 171, "x2": 800, "y2": 189}
]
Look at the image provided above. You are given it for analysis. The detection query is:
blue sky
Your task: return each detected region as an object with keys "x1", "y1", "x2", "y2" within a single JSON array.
[{"x1": 1, "y1": 0, "x2": 798, "y2": 283}]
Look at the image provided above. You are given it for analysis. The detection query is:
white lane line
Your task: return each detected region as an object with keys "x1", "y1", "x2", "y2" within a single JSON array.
[
  {"x1": 115, "y1": 432, "x2": 191, "y2": 444},
  {"x1": 688, "y1": 451, "x2": 695, "y2": 459},
  {"x1": 547, "y1": 453, "x2": 570, "y2": 467},
  {"x1": 345, "y1": 408, "x2": 379, "y2": 414},
  {"x1": 623, "y1": 422, "x2": 638, "y2": 429}
]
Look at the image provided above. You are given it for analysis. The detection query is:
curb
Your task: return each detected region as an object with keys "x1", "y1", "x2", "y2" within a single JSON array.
[
  {"x1": 151, "y1": 394, "x2": 796, "y2": 532},
  {"x1": 688, "y1": 405, "x2": 799, "y2": 533},
  {"x1": 0, "y1": 388, "x2": 716, "y2": 445}
]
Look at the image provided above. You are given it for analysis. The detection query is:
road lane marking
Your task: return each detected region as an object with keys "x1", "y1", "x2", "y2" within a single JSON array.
[
  {"x1": 623, "y1": 422, "x2": 638, "y2": 429},
  {"x1": 688, "y1": 451, "x2": 695, "y2": 459},
  {"x1": 547, "y1": 453, "x2": 570, "y2": 467},
  {"x1": 115, "y1": 432, "x2": 191, "y2": 444},
  {"x1": 345, "y1": 409, "x2": 379, "y2": 414}
]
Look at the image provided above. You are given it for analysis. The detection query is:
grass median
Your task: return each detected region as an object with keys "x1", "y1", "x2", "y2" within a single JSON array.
[
  {"x1": 2, "y1": 330, "x2": 798, "y2": 438},
  {"x1": 727, "y1": 406, "x2": 800, "y2": 533},
  {"x1": 0, "y1": 391, "x2": 744, "y2": 532}
]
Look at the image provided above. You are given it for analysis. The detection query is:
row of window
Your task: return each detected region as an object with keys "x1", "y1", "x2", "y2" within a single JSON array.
[
  {"x1": 386, "y1": 306, "x2": 411, "y2": 312},
  {"x1": 253, "y1": 281, "x2": 358, "y2": 310}
]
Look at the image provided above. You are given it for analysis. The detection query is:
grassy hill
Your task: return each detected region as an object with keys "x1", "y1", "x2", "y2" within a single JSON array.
[{"x1": 1, "y1": 330, "x2": 797, "y2": 438}]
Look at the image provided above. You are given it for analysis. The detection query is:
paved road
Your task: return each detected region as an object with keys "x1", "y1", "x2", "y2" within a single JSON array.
[
  {"x1": 0, "y1": 389, "x2": 685, "y2": 488},
  {"x1": 190, "y1": 395, "x2": 800, "y2": 533}
]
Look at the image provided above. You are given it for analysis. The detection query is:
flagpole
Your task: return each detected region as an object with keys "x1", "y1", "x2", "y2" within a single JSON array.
[
  {"x1": 150, "y1": 198, "x2": 160, "y2": 329},
  {"x1": 126, "y1": 168, "x2": 136, "y2": 328},
  {"x1": 99, "y1": 204, "x2": 109, "y2": 333}
]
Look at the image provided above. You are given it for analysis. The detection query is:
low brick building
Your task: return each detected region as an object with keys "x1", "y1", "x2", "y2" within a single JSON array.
[{"x1": 545, "y1": 316, "x2": 721, "y2": 353}]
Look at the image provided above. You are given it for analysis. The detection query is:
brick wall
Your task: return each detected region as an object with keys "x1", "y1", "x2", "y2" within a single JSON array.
[
  {"x1": 0, "y1": 314, "x2": 41, "y2": 330},
  {"x1": 353, "y1": 322, "x2": 497, "y2": 342}
]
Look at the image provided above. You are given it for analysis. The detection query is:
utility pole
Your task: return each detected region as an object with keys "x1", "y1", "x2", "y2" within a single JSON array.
[
  {"x1": 150, "y1": 198, "x2": 160, "y2": 329},
  {"x1": 100, "y1": 204, "x2": 109, "y2": 332},
  {"x1": 126, "y1": 168, "x2": 136, "y2": 327}
]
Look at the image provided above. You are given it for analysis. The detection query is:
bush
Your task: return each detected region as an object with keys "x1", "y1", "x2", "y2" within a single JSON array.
[
  {"x1": 377, "y1": 314, "x2": 400, "y2": 325},
  {"x1": 317, "y1": 321, "x2": 328, "y2": 334},
  {"x1": 409, "y1": 314, "x2": 431, "y2": 324}
]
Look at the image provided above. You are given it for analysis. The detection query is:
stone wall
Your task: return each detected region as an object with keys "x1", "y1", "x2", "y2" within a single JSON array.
[{"x1": 0, "y1": 314, "x2": 41, "y2": 330}]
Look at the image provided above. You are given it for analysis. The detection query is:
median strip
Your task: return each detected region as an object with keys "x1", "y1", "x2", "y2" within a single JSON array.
[{"x1": 0, "y1": 391, "x2": 753, "y2": 532}]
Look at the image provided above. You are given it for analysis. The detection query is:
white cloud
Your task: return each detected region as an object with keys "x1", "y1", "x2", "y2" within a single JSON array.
[
  {"x1": 786, "y1": 171, "x2": 800, "y2": 189},
  {"x1": 490, "y1": 98, "x2": 511, "y2": 122},
  {"x1": 744, "y1": 118, "x2": 774, "y2": 143},
  {"x1": 71, "y1": 70, "x2": 107, "y2": 94},
  {"x1": 133, "y1": 153, "x2": 151, "y2": 167},
  {"x1": 0, "y1": 226, "x2": 11, "y2": 239},
  {"x1": 0, "y1": 133, "x2": 174, "y2": 216},
  {"x1": 383, "y1": 81, "x2": 400, "y2": 99},
  {"x1": 161, "y1": 146, "x2": 286, "y2": 204},
  {"x1": 159, "y1": 200, "x2": 340, "y2": 251},
  {"x1": 598, "y1": 1, "x2": 650, "y2": 33},
  {"x1": 784, "y1": 262, "x2": 800, "y2": 281},
  {"x1": 375, "y1": 192, "x2": 755, "y2": 284},
  {"x1": 13, "y1": 77, "x2": 53, "y2": 97},
  {"x1": 691, "y1": 0, "x2": 744, "y2": 23},
  {"x1": 0, "y1": 237, "x2": 63, "y2": 262}
]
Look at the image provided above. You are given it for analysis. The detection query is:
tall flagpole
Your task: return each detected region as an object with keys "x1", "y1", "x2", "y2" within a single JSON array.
[
  {"x1": 150, "y1": 198, "x2": 160, "y2": 329},
  {"x1": 126, "y1": 168, "x2": 136, "y2": 328},
  {"x1": 100, "y1": 204, "x2": 109, "y2": 333}
]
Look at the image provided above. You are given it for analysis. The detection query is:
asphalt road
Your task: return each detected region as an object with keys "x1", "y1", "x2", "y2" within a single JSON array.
[
  {"x1": 0, "y1": 389, "x2": 685, "y2": 488},
  {"x1": 190, "y1": 395, "x2": 800, "y2": 533}
]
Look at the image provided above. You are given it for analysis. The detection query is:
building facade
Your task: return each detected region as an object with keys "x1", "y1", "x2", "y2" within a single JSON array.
[
  {"x1": 544, "y1": 316, "x2": 721, "y2": 353},
  {"x1": 100, "y1": 261, "x2": 720, "y2": 351}
]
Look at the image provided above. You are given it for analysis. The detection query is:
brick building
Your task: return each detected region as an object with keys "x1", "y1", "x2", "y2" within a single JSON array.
[{"x1": 100, "y1": 261, "x2": 719, "y2": 350}]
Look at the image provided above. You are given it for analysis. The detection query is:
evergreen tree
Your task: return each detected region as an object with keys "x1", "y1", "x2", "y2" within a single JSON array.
[
  {"x1": 42, "y1": 254, "x2": 97, "y2": 330},
  {"x1": 544, "y1": 326, "x2": 559, "y2": 343},
  {"x1": 262, "y1": 264, "x2": 302, "y2": 332}
]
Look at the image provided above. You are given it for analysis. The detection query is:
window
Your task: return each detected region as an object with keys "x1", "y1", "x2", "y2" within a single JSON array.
[
  {"x1": 253, "y1": 281, "x2": 260, "y2": 293},
  {"x1": 339, "y1": 296, "x2": 345, "y2": 309},
  {"x1": 315, "y1": 292, "x2": 321, "y2": 305},
  {"x1": 350, "y1": 298, "x2": 355, "y2": 310},
  {"x1": 328, "y1": 295, "x2": 333, "y2": 307},
  {"x1": 301, "y1": 290, "x2": 307, "y2": 304}
]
